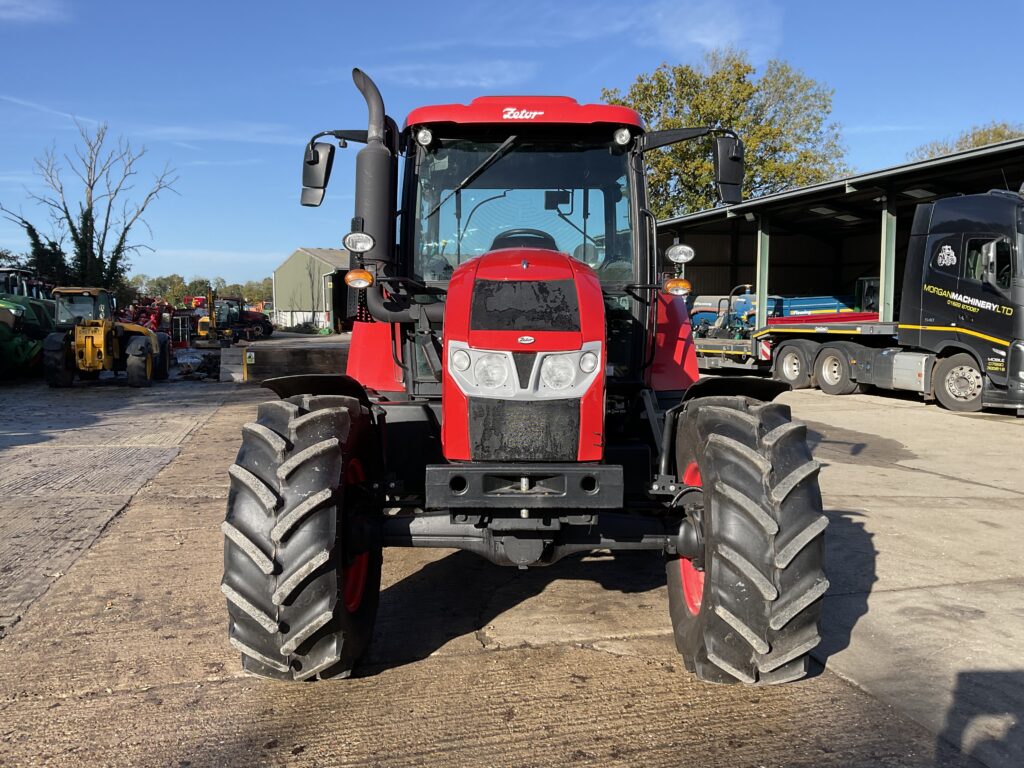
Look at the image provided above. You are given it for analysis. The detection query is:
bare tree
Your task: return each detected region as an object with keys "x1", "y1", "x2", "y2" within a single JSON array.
[{"x1": 1, "y1": 121, "x2": 177, "y2": 289}]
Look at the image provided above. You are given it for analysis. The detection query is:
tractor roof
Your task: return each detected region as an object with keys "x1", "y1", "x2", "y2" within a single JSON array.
[
  {"x1": 405, "y1": 96, "x2": 643, "y2": 130},
  {"x1": 53, "y1": 287, "x2": 105, "y2": 296}
]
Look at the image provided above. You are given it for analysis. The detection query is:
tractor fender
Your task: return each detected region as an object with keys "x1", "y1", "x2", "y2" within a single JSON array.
[
  {"x1": 124, "y1": 335, "x2": 152, "y2": 357},
  {"x1": 680, "y1": 375, "x2": 790, "y2": 404},
  {"x1": 43, "y1": 331, "x2": 70, "y2": 352},
  {"x1": 261, "y1": 374, "x2": 373, "y2": 410}
]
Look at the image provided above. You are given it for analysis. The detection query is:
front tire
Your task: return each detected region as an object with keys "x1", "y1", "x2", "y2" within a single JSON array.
[
  {"x1": 126, "y1": 349, "x2": 153, "y2": 388},
  {"x1": 934, "y1": 353, "x2": 983, "y2": 412},
  {"x1": 667, "y1": 396, "x2": 828, "y2": 685},
  {"x1": 43, "y1": 337, "x2": 75, "y2": 388},
  {"x1": 222, "y1": 394, "x2": 382, "y2": 681}
]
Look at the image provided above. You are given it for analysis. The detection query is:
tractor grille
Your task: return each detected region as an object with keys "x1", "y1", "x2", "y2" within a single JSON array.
[{"x1": 468, "y1": 397, "x2": 579, "y2": 461}]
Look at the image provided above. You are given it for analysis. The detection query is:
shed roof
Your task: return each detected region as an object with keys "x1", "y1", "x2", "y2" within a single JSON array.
[{"x1": 659, "y1": 138, "x2": 1024, "y2": 235}]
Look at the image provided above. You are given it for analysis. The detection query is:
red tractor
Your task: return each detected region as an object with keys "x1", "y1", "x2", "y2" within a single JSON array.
[{"x1": 222, "y1": 70, "x2": 828, "y2": 684}]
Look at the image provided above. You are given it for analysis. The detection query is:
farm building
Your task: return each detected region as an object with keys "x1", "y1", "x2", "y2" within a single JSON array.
[{"x1": 271, "y1": 247, "x2": 351, "y2": 330}]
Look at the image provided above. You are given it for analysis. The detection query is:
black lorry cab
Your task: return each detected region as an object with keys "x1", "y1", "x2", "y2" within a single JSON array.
[{"x1": 899, "y1": 192, "x2": 1024, "y2": 395}]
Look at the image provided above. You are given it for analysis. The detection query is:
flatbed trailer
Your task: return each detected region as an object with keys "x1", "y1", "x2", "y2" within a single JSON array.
[{"x1": 691, "y1": 191, "x2": 1024, "y2": 415}]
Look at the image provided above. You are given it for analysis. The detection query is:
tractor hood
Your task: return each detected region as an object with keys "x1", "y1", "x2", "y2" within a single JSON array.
[{"x1": 444, "y1": 248, "x2": 605, "y2": 351}]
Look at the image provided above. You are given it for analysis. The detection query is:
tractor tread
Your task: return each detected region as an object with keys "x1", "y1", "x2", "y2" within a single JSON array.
[
  {"x1": 712, "y1": 481, "x2": 779, "y2": 535},
  {"x1": 221, "y1": 521, "x2": 274, "y2": 575},
  {"x1": 757, "y1": 629, "x2": 821, "y2": 674},
  {"x1": 774, "y1": 515, "x2": 829, "y2": 569},
  {"x1": 227, "y1": 465, "x2": 278, "y2": 513},
  {"x1": 280, "y1": 610, "x2": 333, "y2": 655},
  {"x1": 770, "y1": 461, "x2": 822, "y2": 507},
  {"x1": 271, "y1": 488, "x2": 333, "y2": 544},
  {"x1": 221, "y1": 583, "x2": 278, "y2": 634},
  {"x1": 272, "y1": 549, "x2": 330, "y2": 606},
  {"x1": 223, "y1": 394, "x2": 382, "y2": 681},
  {"x1": 666, "y1": 395, "x2": 828, "y2": 686},
  {"x1": 230, "y1": 638, "x2": 290, "y2": 673},
  {"x1": 716, "y1": 543, "x2": 778, "y2": 600},
  {"x1": 713, "y1": 605, "x2": 769, "y2": 654},
  {"x1": 707, "y1": 651, "x2": 756, "y2": 684},
  {"x1": 241, "y1": 423, "x2": 289, "y2": 462},
  {"x1": 770, "y1": 577, "x2": 830, "y2": 631},
  {"x1": 276, "y1": 438, "x2": 340, "y2": 481}
]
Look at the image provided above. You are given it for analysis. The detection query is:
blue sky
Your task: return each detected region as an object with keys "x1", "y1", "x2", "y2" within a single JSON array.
[{"x1": 1, "y1": 0, "x2": 1023, "y2": 282}]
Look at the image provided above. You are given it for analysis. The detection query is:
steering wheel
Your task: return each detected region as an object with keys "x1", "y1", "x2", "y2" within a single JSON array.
[{"x1": 490, "y1": 228, "x2": 558, "y2": 251}]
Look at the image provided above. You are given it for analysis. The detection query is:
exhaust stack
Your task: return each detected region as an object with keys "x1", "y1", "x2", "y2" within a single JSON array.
[{"x1": 351, "y1": 68, "x2": 393, "y2": 267}]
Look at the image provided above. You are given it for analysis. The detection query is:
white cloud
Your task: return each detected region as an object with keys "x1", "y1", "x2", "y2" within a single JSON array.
[
  {"x1": 370, "y1": 61, "x2": 541, "y2": 90},
  {"x1": 134, "y1": 122, "x2": 299, "y2": 146},
  {"x1": 0, "y1": 94, "x2": 98, "y2": 124},
  {"x1": 386, "y1": 1, "x2": 781, "y2": 61},
  {"x1": 641, "y1": 0, "x2": 783, "y2": 60},
  {"x1": 0, "y1": 0, "x2": 67, "y2": 23}
]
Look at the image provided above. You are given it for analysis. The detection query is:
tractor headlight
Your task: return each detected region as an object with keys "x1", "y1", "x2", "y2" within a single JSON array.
[
  {"x1": 474, "y1": 353, "x2": 509, "y2": 388},
  {"x1": 579, "y1": 350, "x2": 599, "y2": 374},
  {"x1": 666, "y1": 244, "x2": 695, "y2": 264},
  {"x1": 450, "y1": 348, "x2": 471, "y2": 372},
  {"x1": 540, "y1": 354, "x2": 576, "y2": 390},
  {"x1": 343, "y1": 231, "x2": 375, "y2": 253}
]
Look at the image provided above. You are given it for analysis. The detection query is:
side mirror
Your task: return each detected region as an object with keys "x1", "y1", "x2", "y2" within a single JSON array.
[
  {"x1": 713, "y1": 136, "x2": 744, "y2": 205},
  {"x1": 301, "y1": 141, "x2": 336, "y2": 207}
]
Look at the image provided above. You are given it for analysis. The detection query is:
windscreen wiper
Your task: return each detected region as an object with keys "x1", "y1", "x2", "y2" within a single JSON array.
[{"x1": 425, "y1": 135, "x2": 518, "y2": 220}]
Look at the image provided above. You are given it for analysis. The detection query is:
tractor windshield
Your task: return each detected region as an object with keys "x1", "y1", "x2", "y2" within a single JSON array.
[
  {"x1": 412, "y1": 136, "x2": 634, "y2": 285},
  {"x1": 55, "y1": 294, "x2": 98, "y2": 323}
]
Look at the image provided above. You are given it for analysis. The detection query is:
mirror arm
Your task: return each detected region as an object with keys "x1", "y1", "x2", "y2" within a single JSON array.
[
  {"x1": 306, "y1": 129, "x2": 369, "y2": 151},
  {"x1": 639, "y1": 126, "x2": 737, "y2": 152}
]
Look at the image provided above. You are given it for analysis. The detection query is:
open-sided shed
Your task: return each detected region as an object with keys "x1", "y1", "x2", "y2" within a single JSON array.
[{"x1": 657, "y1": 138, "x2": 1024, "y2": 329}]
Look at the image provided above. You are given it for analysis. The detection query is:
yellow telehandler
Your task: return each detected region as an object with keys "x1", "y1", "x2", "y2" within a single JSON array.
[{"x1": 43, "y1": 287, "x2": 170, "y2": 387}]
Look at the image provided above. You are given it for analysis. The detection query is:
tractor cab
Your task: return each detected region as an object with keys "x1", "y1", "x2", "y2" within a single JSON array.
[{"x1": 53, "y1": 288, "x2": 114, "y2": 328}]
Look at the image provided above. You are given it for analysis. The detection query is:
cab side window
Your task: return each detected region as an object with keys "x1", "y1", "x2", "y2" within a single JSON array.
[{"x1": 964, "y1": 236, "x2": 1012, "y2": 291}]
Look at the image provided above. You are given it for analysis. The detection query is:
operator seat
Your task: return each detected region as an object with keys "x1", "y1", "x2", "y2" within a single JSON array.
[{"x1": 490, "y1": 228, "x2": 558, "y2": 251}]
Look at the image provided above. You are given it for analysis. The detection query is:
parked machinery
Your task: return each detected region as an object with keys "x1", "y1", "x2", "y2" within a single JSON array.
[
  {"x1": 43, "y1": 287, "x2": 170, "y2": 387},
  {"x1": 220, "y1": 70, "x2": 828, "y2": 684}
]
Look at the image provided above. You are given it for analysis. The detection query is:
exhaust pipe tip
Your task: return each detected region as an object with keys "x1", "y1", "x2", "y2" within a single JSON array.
[{"x1": 352, "y1": 68, "x2": 385, "y2": 143}]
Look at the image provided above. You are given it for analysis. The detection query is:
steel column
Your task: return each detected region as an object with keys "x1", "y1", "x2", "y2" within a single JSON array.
[
  {"x1": 879, "y1": 197, "x2": 897, "y2": 322},
  {"x1": 755, "y1": 215, "x2": 770, "y2": 330}
]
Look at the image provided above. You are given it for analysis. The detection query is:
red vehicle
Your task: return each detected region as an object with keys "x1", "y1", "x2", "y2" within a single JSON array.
[{"x1": 221, "y1": 70, "x2": 827, "y2": 684}]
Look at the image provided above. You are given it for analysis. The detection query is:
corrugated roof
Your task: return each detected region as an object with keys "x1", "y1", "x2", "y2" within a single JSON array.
[
  {"x1": 295, "y1": 248, "x2": 350, "y2": 269},
  {"x1": 660, "y1": 137, "x2": 1024, "y2": 228}
]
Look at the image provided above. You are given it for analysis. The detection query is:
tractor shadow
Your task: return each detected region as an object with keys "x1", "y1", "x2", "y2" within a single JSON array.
[
  {"x1": 363, "y1": 548, "x2": 665, "y2": 673},
  {"x1": 936, "y1": 670, "x2": 1024, "y2": 768}
]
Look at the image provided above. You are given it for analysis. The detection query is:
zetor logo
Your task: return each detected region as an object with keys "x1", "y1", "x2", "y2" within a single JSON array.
[{"x1": 503, "y1": 107, "x2": 545, "y2": 120}]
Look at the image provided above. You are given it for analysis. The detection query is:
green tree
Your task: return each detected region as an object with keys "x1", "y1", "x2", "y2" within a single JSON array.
[
  {"x1": 146, "y1": 273, "x2": 186, "y2": 305},
  {"x1": 0, "y1": 122, "x2": 176, "y2": 291},
  {"x1": 908, "y1": 121, "x2": 1024, "y2": 161},
  {"x1": 603, "y1": 50, "x2": 848, "y2": 218},
  {"x1": 185, "y1": 276, "x2": 211, "y2": 298}
]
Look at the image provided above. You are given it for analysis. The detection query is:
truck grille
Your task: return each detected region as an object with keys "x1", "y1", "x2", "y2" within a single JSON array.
[{"x1": 468, "y1": 398, "x2": 579, "y2": 461}]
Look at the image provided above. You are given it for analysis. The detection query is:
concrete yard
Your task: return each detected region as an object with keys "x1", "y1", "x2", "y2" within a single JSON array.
[{"x1": 0, "y1": 377, "x2": 1020, "y2": 767}]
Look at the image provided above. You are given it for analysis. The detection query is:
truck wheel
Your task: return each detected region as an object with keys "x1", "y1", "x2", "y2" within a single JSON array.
[
  {"x1": 222, "y1": 394, "x2": 382, "y2": 681},
  {"x1": 934, "y1": 353, "x2": 983, "y2": 412},
  {"x1": 126, "y1": 349, "x2": 153, "y2": 388},
  {"x1": 814, "y1": 346, "x2": 858, "y2": 395},
  {"x1": 44, "y1": 340, "x2": 75, "y2": 388},
  {"x1": 773, "y1": 344, "x2": 811, "y2": 389},
  {"x1": 261, "y1": 321, "x2": 274, "y2": 338},
  {"x1": 667, "y1": 396, "x2": 828, "y2": 684}
]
